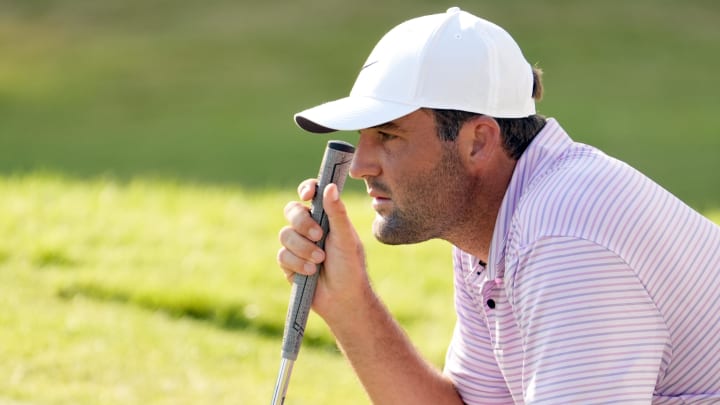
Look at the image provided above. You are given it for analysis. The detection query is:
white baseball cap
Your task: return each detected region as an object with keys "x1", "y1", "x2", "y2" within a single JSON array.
[{"x1": 294, "y1": 7, "x2": 536, "y2": 133}]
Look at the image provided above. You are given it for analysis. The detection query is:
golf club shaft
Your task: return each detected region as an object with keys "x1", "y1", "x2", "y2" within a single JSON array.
[
  {"x1": 271, "y1": 358, "x2": 294, "y2": 405},
  {"x1": 271, "y1": 140, "x2": 355, "y2": 405}
]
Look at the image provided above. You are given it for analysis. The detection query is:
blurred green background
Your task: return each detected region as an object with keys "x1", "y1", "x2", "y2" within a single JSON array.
[
  {"x1": 1, "y1": 0, "x2": 719, "y2": 206},
  {"x1": 1, "y1": 0, "x2": 719, "y2": 404}
]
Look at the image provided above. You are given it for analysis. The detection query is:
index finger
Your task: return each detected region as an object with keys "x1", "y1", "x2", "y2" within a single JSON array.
[{"x1": 297, "y1": 178, "x2": 318, "y2": 201}]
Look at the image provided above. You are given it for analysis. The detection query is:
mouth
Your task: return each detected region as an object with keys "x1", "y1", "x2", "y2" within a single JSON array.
[
  {"x1": 368, "y1": 191, "x2": 392, "y2": 211},
  {"x1": 366, "y1": 182, "x2": 392, "y2": 211},
  {"x1": 371, "y1": 198, "x2": 392, "y2": 213}
]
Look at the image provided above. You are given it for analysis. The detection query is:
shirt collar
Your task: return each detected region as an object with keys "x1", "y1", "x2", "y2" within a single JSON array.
[{"x1": 486, "y1": 118, "x2": 574, "y2": 279}]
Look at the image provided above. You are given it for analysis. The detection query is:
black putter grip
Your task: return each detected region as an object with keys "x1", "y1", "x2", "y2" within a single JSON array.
[{"x1": 281, "y1": 140, "x2": 355, "y2": 361}]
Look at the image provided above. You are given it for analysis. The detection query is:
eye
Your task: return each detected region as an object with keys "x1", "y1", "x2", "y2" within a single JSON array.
[{"x1": 378, "y1": 131, "x2": 398, "y2": 142}]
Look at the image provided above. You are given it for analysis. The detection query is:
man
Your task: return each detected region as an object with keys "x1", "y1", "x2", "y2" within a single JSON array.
[{"x1": 277, "y1": 7, "x2": 720, "y2": 404}]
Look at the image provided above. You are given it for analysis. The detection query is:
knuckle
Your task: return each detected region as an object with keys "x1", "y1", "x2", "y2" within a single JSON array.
[
  {"x1": 279, "y1": 264, "x2": 296, "y2": 282},
  {"x1": 277, "y1": 249, "x2": 301, "y2": 274},
  {"x1": 285, "y1": 202, "x2": 310, "y2": 224},
  {"x1": 278, "y1": 226, "x2": 293, "y2": 244},
  {"x1": 283, "y1": 201, "x2": 301, "y2": 218},
  {"x1": 278, "y1": 226, "x2": 313, "y2": 258},
  {"x1": 276, "y1": 247, "x2": 287, "y2": 264}
]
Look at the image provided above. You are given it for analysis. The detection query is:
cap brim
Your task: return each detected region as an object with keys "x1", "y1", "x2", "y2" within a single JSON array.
[{"x1": 294, "y1": 96, "x2": 419, "y2": 133}]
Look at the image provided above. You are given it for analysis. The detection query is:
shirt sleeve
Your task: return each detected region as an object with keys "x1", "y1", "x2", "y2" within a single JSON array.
[
  {"x1": 444, "y1": 248, "x2": 514, "y2": 404},
  {"x1": 510, "y1": 236, "x2": 671, "y2": 404}
]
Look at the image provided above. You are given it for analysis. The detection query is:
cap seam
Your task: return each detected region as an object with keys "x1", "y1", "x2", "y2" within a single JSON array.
[
  {"x1": 414, "y1": 11, "x2": 463, "y2": 102},
  {"x1": 482, "y1": 23, "x2": 499, "y2": 114},
  {"x1": 294, "y1": 8, "x2": 537, "y2": 132}
]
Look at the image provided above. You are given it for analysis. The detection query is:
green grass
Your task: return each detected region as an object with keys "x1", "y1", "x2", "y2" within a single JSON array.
[
  {"x1": 0, "y1": 0, "x2": 719, "y2": 207},
  {"x1": 1, "y1": 0, "x2": 719, "y2": 403},
  {"x1": 2, "y1": 174, "x2": 717, "y2": 404},
  {"x1": 0, "y1": 174, "x2": 455, "y2": 404}
]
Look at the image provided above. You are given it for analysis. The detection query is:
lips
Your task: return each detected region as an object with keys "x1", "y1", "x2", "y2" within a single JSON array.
[
  {"x1": 368, "y1": 189, "x2": 391, "y2": 211},
  {"x1": 367, "y1": 186, "x2": 390, "y2": 200},
  {"x1": 366, "y1": 181, "x2": 392, "y2": 211},
  {"x1": 372, "y1": 198, "x2": 391, "y2": 212}
]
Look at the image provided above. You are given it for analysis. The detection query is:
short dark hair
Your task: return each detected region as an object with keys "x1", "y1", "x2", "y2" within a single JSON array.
[{"x1": 431, "y1": 66, "x2": 546, "y2": 160}]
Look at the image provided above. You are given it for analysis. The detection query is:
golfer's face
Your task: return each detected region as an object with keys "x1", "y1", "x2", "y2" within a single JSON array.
[{"x1": 351, "y1": 109, "x2": 471, "y2": 244}]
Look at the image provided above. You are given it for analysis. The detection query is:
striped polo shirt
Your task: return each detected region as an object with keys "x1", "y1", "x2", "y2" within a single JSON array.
[{"x1": 443, "y1": 118, "x2": 720, "y2": 404}]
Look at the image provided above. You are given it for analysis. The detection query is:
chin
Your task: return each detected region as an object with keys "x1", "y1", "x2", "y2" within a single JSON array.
[
  {"x1": 372, "y1": 217, "x2": 431, "y2": 246},
  {"x1": 372, "y1": 217, "x2": 397, "y2": 245}
]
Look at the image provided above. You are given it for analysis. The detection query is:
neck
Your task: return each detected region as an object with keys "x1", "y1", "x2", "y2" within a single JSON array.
[
  {"x1": 444, "y1": 201, "x2": 498, "y2": 264},
  {"x1": 444, "y1": 158, "x2": 515, "y2": 263}
]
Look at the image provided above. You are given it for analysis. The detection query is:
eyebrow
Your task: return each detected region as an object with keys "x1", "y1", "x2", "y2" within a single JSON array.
[{"x1": 360, "y1": 121, "x2": 403, "y2": 133}]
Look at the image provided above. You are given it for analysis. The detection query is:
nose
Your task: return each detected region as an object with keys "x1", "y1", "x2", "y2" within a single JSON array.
[{"x1": 349, "y1": 133, "x2": 381, "y2": 180}]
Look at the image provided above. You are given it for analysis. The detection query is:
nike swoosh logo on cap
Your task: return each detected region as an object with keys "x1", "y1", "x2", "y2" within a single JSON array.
[{"x1": 361, "y1": 60, "x2": 379, "y2": 70}]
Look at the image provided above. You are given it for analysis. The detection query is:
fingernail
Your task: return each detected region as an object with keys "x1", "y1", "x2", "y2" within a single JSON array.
[
  {"x1": 327, "y1": 184, "x2": 339, "y2": 201},
  {"x1": 311, "y1": 250, "x2": 324, "y2": 262},
  {"x1": 304, "y1": 262, "x2": 316, "y2": 274},
  {"x1": 309, "y1": 228, "x2": 322, "y2": 241}
]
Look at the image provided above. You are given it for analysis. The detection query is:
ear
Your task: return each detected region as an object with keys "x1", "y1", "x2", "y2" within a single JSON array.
[{"x1": 456, "y1": 116, "x2": 503, "y2": 172}]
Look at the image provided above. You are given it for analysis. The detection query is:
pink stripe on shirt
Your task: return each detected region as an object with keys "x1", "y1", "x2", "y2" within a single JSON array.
[{"x1": 444, "y1": 118, "x2": 720, "y2": 404}]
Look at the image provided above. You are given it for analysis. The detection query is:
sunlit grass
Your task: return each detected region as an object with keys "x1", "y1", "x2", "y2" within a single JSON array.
[
  {"x1": 0, "y1": 174, "x2": 454, "y2": 404},
  {"x1": 1, "y1": 1, "x2": 719, "y2": 402},
  {"x1": 3, "y1": 174, "x2": 717, "y2": 403}
]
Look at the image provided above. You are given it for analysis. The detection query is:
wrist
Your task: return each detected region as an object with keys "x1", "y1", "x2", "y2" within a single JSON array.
[{"x1": 324, "y1": 282, "x2": 381, "y2": 339}]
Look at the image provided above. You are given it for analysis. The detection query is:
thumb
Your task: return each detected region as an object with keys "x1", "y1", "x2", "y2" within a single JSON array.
[{"x1": 322, "y1": 183, "x2": 356, "y2": 241}]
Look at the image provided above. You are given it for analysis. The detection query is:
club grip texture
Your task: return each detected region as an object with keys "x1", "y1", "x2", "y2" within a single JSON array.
[{"x1": 281, "y1": 140, "x2": 355, "y2": 360}]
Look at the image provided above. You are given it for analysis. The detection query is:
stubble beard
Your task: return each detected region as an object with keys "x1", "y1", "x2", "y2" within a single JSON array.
[{"x1": 372, "y1": 144, "x2": 476, "y2": 245}]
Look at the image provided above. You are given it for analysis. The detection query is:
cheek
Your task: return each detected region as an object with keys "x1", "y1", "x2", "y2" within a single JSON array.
[
  {"x1": 395, "y1": 164, "x2": 445, "y2": 205},
  {"x1": 382, "y1": 144, "x2": 451, "y2": 200}
]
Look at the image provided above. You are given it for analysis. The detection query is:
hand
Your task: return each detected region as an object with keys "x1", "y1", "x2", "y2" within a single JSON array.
[{"x1": 277, "y1": 179, "x2": 371, "y2": 323}]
